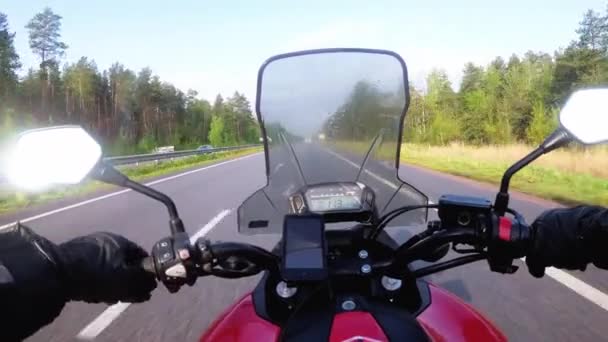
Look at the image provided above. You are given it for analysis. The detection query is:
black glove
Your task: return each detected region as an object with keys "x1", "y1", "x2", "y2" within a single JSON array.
[
  {"x1": 526, "y1": 206, "x2": 608, "y2": 278},
  {"x1": 59, "y1": 232, "x2": 157, "y2": 303},
  {"x1": 0, "y1": 224, "x2": 157, "y2": 341},
  {"x1": 0, "y1": 223, "x2": 67, "y2": 341}
]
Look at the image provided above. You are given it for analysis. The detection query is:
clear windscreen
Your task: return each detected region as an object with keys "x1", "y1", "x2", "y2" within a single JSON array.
[{"x1": 239, "y1": 50, "x2": 427, "y2": 234}]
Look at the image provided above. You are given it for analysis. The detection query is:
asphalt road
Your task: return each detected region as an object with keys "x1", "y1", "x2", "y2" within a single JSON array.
[{"x1": 4, "y1": 147, "x2": 608, "y2": 341}]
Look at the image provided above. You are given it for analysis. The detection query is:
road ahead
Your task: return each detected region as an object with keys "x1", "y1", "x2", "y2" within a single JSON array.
[{"x1": 4, "y1": 149, "x2": 608, "y2": 341}]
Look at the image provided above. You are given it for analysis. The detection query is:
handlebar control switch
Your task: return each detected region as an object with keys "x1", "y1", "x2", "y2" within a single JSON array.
[
  {"x1": 151, "y1": 232, "x2": 197, "y2": 292},
  {"x1": 486, "y1": 213, "x2": 530, "y2": 274}
]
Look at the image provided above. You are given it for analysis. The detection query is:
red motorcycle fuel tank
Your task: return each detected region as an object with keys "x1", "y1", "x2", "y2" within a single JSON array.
[{"x1": 200, "y1": 283, "x2": 506, "y2": 342}]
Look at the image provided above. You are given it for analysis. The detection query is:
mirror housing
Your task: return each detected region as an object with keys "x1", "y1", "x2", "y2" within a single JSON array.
[
  {"x1": 5, "y1": 125, "x2": 186, "y2": 233},
  {"x1": 6, "y1": 126, "x2": 101, "y2": 190},
  {"x1": 559, "y1": 88, "x2": 608, "y2": 145}
]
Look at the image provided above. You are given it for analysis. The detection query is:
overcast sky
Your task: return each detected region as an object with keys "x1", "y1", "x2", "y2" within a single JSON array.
[{"x1": 3, "y1": 0, "x2": 606, "y2": 101}]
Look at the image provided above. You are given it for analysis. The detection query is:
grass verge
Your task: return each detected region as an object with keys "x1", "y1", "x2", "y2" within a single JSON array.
[
  {"x1": 401, "y1": 144, "x2": 608, "y2": 206},
  {"x1": 0, "y1": 147, "x2": 261, "y2": 214}
]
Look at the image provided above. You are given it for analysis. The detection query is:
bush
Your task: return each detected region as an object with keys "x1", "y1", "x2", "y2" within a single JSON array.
[
  {"x1": 427, "y1": 112, "x2": 461, "y2": 145},
  {"x1": 137, "y1": 134, "x2": 158, "y2": 153}
]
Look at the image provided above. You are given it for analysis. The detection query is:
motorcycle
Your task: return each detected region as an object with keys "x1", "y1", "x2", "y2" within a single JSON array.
[{"x1": 7, "y1": 48, "x2": 608, "y2": 341}]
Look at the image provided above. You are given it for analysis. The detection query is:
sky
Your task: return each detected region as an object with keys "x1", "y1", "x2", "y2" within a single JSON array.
[{"x1": 1, "y1": 0, "x2": 606, "y2": 102}]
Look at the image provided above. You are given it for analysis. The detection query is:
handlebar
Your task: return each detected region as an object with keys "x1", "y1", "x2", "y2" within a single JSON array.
[
  {"x1": 142, "y1": 204, "x2": 531, "y2": 291},
  {"x1": 140, "y1": 238, "x2": 281, "y2": 290}
]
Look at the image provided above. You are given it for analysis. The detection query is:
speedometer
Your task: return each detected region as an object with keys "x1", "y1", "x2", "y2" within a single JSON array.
[{"x1": 305, "y1": 183, "x2": 364, "y2": 213}]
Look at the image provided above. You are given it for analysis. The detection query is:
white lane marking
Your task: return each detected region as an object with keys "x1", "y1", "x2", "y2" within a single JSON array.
[
  {"x1": 272, "y1": 163, "x2": 284, "y2": 174},
  {"x1": 545, "y1": 267, "x2": 608, "y2": 311},
  {"x1": 428, "y1": 200, "x2": 438, "y2": 212},
  {"x1": 0, "y1": 153, "x2": 260, "y2": 230},
  {"x1": 519, "y1": 258, "x2": 608, "y2": 312},
  {"x1": 324, "y1": 148, "x2": 398, "y2": 189},
  {"x1": 0, "y1": 189, "x2": 129, "y2": 230},
  {"x1": 76, "y1": 209, "x2": 233, "y2": 340},
  {"x1": 76, "y1": 302, "x2": 130, "y2": 340},
  {"x1": 190, "y1": 209, "x2": 232, "y2": 243}
]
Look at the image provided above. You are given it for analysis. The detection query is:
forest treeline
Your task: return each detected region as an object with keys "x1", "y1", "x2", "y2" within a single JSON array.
[
  {"x1": 1, "y1": 6, "x2": 608, "y2": 154},
  {"x1": 404, "y1": 5, "x2": 608, "y2": 145},
  {"x1": 0, "y1": 8, "x2": 259, "y2": 155}
]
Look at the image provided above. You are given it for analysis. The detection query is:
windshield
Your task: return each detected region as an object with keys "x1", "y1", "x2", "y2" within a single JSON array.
[{"x1": 239, "y1": 49, "x2": 427, "y2": 234}]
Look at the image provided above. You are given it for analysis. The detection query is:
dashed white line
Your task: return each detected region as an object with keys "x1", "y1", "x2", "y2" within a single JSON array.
[
  {"x1": 75, "y1": 302, "x2": 131, "y2": 340},
  {"x1": 428, "y1": 200, "x2": 438, "y2": 212},
  {"x1": 76, "y1": 209, "x2": 233, "y2": 340},
  {"x1": 190, "y1": 209, "x2": 232, "y2": 243},
  {"x1": 543, "y1": 267, "x2": 608, "y2": 311},
  {"x1": 323, "y1": 148, "x2": 399, "y2": 189},
  {"x1": 519, "y1": 258, "x2": 608, "y2": 312}
]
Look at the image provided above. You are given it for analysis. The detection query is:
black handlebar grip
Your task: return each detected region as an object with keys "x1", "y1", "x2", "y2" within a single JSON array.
[{"x1": 140, "y1": 256, "x2": 156, "y2": 274}]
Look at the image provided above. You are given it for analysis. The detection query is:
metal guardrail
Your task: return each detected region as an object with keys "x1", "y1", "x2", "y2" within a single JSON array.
[{"x1": 104, "y1": 144, "x2": 261, "y2": 166}]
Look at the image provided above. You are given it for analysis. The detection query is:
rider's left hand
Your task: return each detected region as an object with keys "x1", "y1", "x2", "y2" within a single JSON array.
[
  {"x1": 59, "y1": 232, "x2": 157, "y2": 303},
  {"x1": 0, "y1": 223, "x2": 68, "y2": 341}
]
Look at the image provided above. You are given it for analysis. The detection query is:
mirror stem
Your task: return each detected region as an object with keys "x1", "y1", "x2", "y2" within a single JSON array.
[
  {"x1": 495, "y1": 128, "x2": 570, "y2": 216},
  {"x1": 92, "y1": 161, "x2": 186, "y2": 234}
]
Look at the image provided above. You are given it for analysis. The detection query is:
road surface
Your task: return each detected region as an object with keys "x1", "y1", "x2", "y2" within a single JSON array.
[{"x1": 3, "y1": 148, "x2": 606, "y2": 341}]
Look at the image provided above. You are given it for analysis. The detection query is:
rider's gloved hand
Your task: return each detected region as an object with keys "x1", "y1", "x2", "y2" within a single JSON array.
[
  {"x1": 0, "y1": 223, "x2": 67, "y2": 341},
  {"x1": 526, "y1": 206, "x2": 608, "y2": 277},
  {"x1": 0, "y1": 224, "x2": 156, "y2": 341},
  {"x1": 59, "y1": 232, "x2": 157, "y2": 303}
]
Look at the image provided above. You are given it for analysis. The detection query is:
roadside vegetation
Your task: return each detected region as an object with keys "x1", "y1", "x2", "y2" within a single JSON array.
[
  {"x1": 0, "y1": 148, "x2": 260, "y2": 214},
  {"x1": 0, "y1": 8, "x2": 259, "y2": 157},
  {"x1": 0, "y1": 7, "x2": 263, "y2": 214},
  {"x1": 1, "y1": 5, "x2": 608, "y2": 212},
  {"x1": 401, "y1": 144, "x2": 608, "y2": 206},
  {"x1": 397, "y1": 5, "x2": 608, "y2": 206}
]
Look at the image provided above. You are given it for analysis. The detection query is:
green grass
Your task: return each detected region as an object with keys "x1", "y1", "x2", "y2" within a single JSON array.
[
  {"x1": 0, "y1": 148, "x2": 261, "y2": 214},
  {"x1": 326, "y1": 140, "x2": 608, "y2": 206},
  {"x1": 401, "y1": 144, "x2": 608, "y2": 206}
]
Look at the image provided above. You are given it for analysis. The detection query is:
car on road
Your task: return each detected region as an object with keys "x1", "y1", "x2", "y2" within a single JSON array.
[
  {"x1": 153, "y1": 146, "x2": 175, "y2": 154},
  {"x1": 197, "y1": 145, "x2": 214, "y2": 153}
]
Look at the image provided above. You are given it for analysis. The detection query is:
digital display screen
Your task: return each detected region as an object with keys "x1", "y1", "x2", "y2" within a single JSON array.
[
  {"x1": 282, "y1": 215, "x2": 327, "y2": 281},
  {"x1": 308, "y1": 196, "x2": 361, "y2": 212},
  {"x1": 305, "y1": 183, "x2": 363, "y2": 213}
]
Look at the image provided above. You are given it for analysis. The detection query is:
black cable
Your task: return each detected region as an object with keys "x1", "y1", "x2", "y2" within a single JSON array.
[
  {"x1": 412, "y1": 254, "x2": 486, "y2": 278},
  {"x1": 383, "y1": 229, "x2": 476, "y2": 277},
  {"x1": 369, "y1": 204, "x2": 437, "y2": 240},
  {"x1": 379, "y1": 204, "x2": 436, "y2": 224}
]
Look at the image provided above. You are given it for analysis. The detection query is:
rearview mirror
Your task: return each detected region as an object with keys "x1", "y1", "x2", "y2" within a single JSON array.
[
  {"x1": 560, "y1": 88, "x2": 608, "y2": 145},
  {"x1": 6, "y1": 126, "x2": 102, "y2": 190}
]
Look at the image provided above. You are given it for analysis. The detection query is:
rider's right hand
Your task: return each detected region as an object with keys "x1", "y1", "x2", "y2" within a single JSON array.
[{"x1": 526, "y1": 206, "x2": 608, "y2": 277}]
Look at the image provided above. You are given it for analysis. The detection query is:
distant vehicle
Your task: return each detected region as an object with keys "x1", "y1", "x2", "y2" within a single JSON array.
[
  {"x1": 154, "y1": 146, "x2": 174, "y2": 154},
  {"x1": 259, "y1": 137, "x2": 273, "y2": 143},
  {"x1": 197, "y1": 145, "x2": 214, "y2": 153}
]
